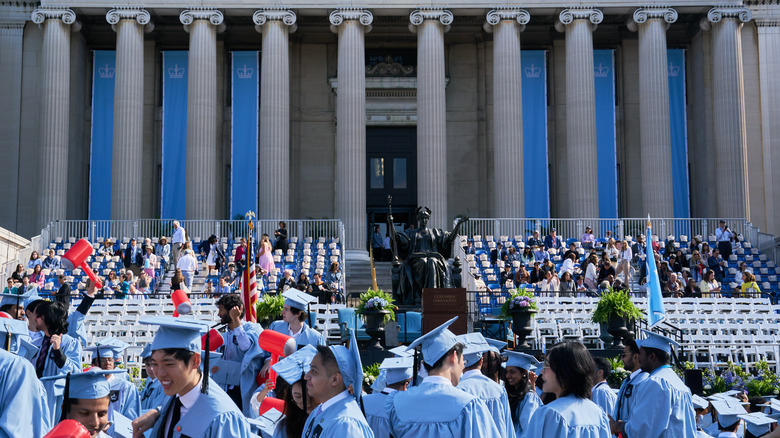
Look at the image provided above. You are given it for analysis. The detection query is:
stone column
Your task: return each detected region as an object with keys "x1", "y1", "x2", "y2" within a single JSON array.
[
  {"x1": 410, "y1": 9, "x2": 452, "y2": 229},
  {"x1": 755, "y1": 14, "x2": 780, "y2": 233},
  {"x1": 0, "y1": 20, "x2": 25, "y2": 228},
  {"x1": 629, "y1": 7, "x2": 677, "y2": 217},
  {"x1": 180, "y1": 9, "x2": 223, "y2": 220},
  {"x1": 555, "y1": 8, "x2": 602, "y2": 218},
  {"x1": 253, "y1": 10, "x2": 296, "y2": 220},
  {"x1": 330, "y1": 9, "x2": 372, "y2": 254},
  {"x1": 702, "y1": 7, "x2": 752, "y2": 219},
  {"x1": 485, "y1": 9, "x2": 530, "y2": 218},
  {"x1": 107, "y1": 8, "x2": 151, "y2": 220},
  {"x1": 31, "y1": 8, "x2": 77, "y2": 229}
]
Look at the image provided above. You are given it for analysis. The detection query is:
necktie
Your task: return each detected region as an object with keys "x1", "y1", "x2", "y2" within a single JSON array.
[
  {"x1": 36, "y1": 336, "x2": 50, "y2": 378},
  {"x1": 165, "y1": 397, "x2": 183, "y2": 438}
]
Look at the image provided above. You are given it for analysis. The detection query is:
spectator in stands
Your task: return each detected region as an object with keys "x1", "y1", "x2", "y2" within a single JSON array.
[
  {"x1": 117, "y1": 273, "x2": 131, "y2": 299},
  {"x1": 699, "y1": 270, "x2": 721, "y2": 298},
  {"x1": 257, "y1": 234, "x2": 275, "y2": 276},
  {"x1": 664, "y1": 273, "x2": 684, "y2": 297},
  {"x1": 616, "y1": 241, "x2": 632, "y2": 282},
  {"x1": 55, "y1": 274, "x2": 70, "y2": 305},
  {"x1": 533, "y1": 245, "x2": 550, "y2": 263},
  {"x1": 171, "y1": 269, "x2": 188, "y2": 293},
  {"x1": 2, "y1": 278, "x2": 15, "y2": 295},
  {"x1": 123, "y1": 238, "x2": 143, "y2": 276},
  {"x1": 576, "y1": 276, "x2": 589, "y2": 294},
  {"x1": 689, "y1": 250, "x2": 706, "y2": 283},
  {"x1": 664, "y1": 236, "x2": 676, "y2": 257},
  {"x1": 650, "y1": 235, "x2": 661, "y2": 252},
  {"x1": 41, "y1": 249, "x2": 60, "y2": 270},
  {"x1": 583, "y1": 255, "x2": 598, "y2": 290},
  {"x1": 520, "y1": 247, "x2": 534, "y2": 265},
  {"x1": 667, "y1": 255, "x2": 681, "y2": 273},
  {"x1": 683, "y1": 278, "x2": 699, "y2": 297},
  {"x1": 658, "y1": 261, "x2": 671, "y2": 284},
  {"x1": 715, "y1": 220, "x2": 734, "y2": 260},
  {"x1": 581, "y1": 227, "x2": 595, "y2": 249},
  {"x1": 372, "y1": 225, "x2": 383, "y2": 260},
  {"x1": 199, "y1": 235, "x2": 226, "y2": 273},
  {"x1": 500, "y1": 265, "x2": 513, "y2": 287},
  {"x1": 383, "y1": 233, "x2": 392, "y2": 261},
  {"x1": 170, "y1": 220, "x2": 187, "y2": 267},
  {"x1": 708, "y1": 249, "x2": 726, "y2": 283},
  {"x1": 734, "y1": 261, "x2": 750, "y2": 285},
  {"x1": 490, "y1": 242, "x2": 507, "y2": 265},
  {"x1": 689, "y1": 236, "x2": 701, "y2": 254},
  {"x1": 18, "y1": 275, "x2": 36, "y2": 295},
  {"x1": 204, "y1": 279, "x2": 213, "y2": 296},
  {"x1": 155, "y1": 237, "x2": 170, "y2": 272},
  {"x1": 327, "y1": 261, "x2": 343, "y2": 300},
  {"x1": 141, "y1": 237, "x2": 154, "y2": 255},
  {"x1": 297, "y1": 272, "x2": 311, "y2": 293},
  {"x1": 544, "y1": 228, "x2": 563, "y2": 251},
  {"x1": 97, "y1": 239, "x2": 114, "y2": 257},
  {"x1": 221, "y1": 263, "x2": 238, "y2": 286},
  {"x1": 515, "y1": 267, "x2": 531, "y2": 286},
  {"x1": 278, "y1": 269, "x2": 297, "y2": 292},
  {"x1": 700, "y1": 242, "x2": 712, "y2": 259},
  {"x1": 529, "y1": 262, "x2": 544, "y2": 284},
  {"x1": 540, "y1": 270, "x2": 560, "y2": 292},
  {"x1": 631, "y1": 234, "x2": 647, "y2": 263},
  {"x1": 176, "y1": 249, "x2": 198, "y2": 290},
  {"x1": 137, "y1": 272, "x2": 152, "y2": 295},
  {"x1": 11, "y1": 264, "x2": 24, "y2": 283},
  {"x1": 463, "y1": 240, "x2": 476, "y2": 255},
  {"x1": 214, "y1": 277, "x2": 231, "y2": 295},
  {"x1": 605, "y1": 238, "x2": 619, "y2": 262},
  {"x1": 27, "y1": 251, "x2": 41, "y2": 269},
  {"x1": 527, "y1": 230, "x2": 542, "y2": 248},
  {"x1": 507, "y1": 247, "x2": 520, "y2": 263},
  {"x1": 740, "y1": 272, "x2": 761, "y2": 297},
  {"x1": 598, "y1": 260, "x2": 616, "y2": 284},
  {"x1": 562, "y1": 243, "x2": 578, "y2": 261},
  {"x1": 560, "y1": 272, "x2": 575, "y2": 297},
  {"x1": 612, "y1": 278, "x2": 628, "y2": 293},
  {"x1": 234, "y1": 237, "x2": 247, "y2": 273},
  {"x1": 143, "y1": 246, "x2": 157, "y2": 280},
  {"x1": 560, "y1": 253, "x2": 577, "y2": 277},
  {"x1": 103, "y1": 271, "x2": 119, "y2": 296},
  {"x1": 541, "y1": 259, "x2": 557, "y2": 275},
  {"x1": 311, "y1": 272, "x2": 331, "y2": 304},
  {"x1": 273, "y1": 221, "x2": 289, "y2": 252}
]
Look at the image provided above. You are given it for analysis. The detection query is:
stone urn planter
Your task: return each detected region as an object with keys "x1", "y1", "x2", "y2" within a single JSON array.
[
  {"x1": 510, "y1": 309, "x2": 537, "y2": 349},
  {"x1": 362, "y1": 310, "x2": 390, "y2": 350},
  {"x1": 607, "y1": 315, "x2": 630, "y2": 348}
]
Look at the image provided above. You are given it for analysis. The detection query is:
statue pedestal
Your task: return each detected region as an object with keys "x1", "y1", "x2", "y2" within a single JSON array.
[{"x1": 422, "y1": 288, "x2": 468, "y2": 335}]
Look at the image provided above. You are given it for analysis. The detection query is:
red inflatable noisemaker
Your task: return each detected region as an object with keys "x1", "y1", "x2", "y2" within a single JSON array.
[
  {"x1": 201, "y1": 328, "x2": 224, "y2": 351},
  {"x1": 61, "y1": 239, "x2": 102, "y2": 289},
  {"x1": 43, "y1": 420, "x2": 91, "y2": 438},
  {"x1": 259, "y1": 397, "x2": 286, "y2": 416},
  {"x1": 171, "y1": 289, "x2": 192, "y2": 317},
  {"x1": 256, "y1": 330, "x2": 295, "y2": 384}
]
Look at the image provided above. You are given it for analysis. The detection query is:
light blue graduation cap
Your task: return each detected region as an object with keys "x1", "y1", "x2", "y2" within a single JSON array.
[
  {"x1": 140, "y1": 344, "x2": 152, "y2": 359},
  {"x1": 0, "y1": 290, "x2": 34, "y2": 310},
  {"x1": 639, "y1": 329, "x2": 680, "y2": 355},
  {"x1": 388, "y1": 345, "x2": 414, "y2": 358},
  {"x1": 84, "y1": 337, "x2": 129, "y2": 362},
  {"x1": 329, "y1": 329, "x2": 363, "y2": 403},
  {"x1": 759, "y1": 398, "x2": 780, "y2": 414},
  {"x1": 456, "y1": 333, "x2": 491, "y2": 367},
  {"x1": 272, "y1": 344, "x2": 317, "y2": 385},
  {"x1": 371, "y1": 370, "x2": 387, "y2": 392},
  {"x1": 711, "y1": 398, "x2": 747, "y2": 428},
  {"x1": 740, "y1": 412, "x2": 777, "y2": 436},
  {"x1": 22, "y1": 289, "x2": 41, "y2": 310},
  {"x1": 139, "y1": 316, "x2": 208, "y2": 353},
  {"x1": 17, "y1": 337, "x2": 39, "y2": 361},
  {"x1": 691, "y1": 394, "x2": 710, "y2": 410},
  {"x1": 504, "y1": 351, "x2": 540, "y2": 371},
  {"x1": 406, "y1": 316, "x2": 459, "y2": 366},
  {"x1": 0, "y1": 317, "x2": 28, "y2": 353},
  {"x1": 282, "y1": 289, "x2": 316, "y2": 311},
  {"x1": 379, "y1": 356, "x2": 414, "y2": 385},
  {"x1": 485, "y1": 338, "x2": 508, "y2": 353},
  {"x1": 707, "y1": 390, "x2": 742, "y2": 401},
  {"x1": 41, "y1": 368, "x2": 127, "y2": 400},
  {"x1": 103, "y1": 337, "x2": 130, "y2": 360}
]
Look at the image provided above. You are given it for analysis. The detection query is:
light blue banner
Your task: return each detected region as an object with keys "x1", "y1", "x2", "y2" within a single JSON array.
[
  {"x1": 231, "y1": 51, "x2": 259, "y2": 218},
  {"x1": 668, "y1": 49, "x2": 690, "y2": 222},
  {"x1": 521, "y1": 50, "x2": 549, "y2": 218},
  {"x1": 161, "y1": 51, "x2": 188, "y2": 219},
  {"x1": 89, "y1": 50, "x2": 116, "y2": 220},
  {"x1": 594, "y1": 49, "x2": 618, "y2": 219}
]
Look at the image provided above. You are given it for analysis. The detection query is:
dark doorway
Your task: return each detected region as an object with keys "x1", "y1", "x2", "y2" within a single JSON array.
[{"x1": 366, "y1": 127, "x2": 417, "y2": 243}]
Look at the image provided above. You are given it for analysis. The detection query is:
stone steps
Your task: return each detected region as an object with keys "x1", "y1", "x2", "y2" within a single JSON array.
[{"x1": 345, "y1": 260, "x2": 394, "y2": 295}]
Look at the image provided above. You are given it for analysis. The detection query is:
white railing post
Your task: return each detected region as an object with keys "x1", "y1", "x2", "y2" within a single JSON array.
[
  {"x1": 702, "y1": 219, "x2": 708, "y2": 240},
  {"x1": 618, "y1": 219, "x2": 625, "y2": 240}
]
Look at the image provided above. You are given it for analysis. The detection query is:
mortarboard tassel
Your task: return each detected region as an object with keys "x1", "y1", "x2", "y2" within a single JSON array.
[
  {"x1": 59, "y1": 372, "x2": 71, "y2": 423},
  {"x1": 202, "y1": 330, "x2": 210, "y2": 394},
  {"x1": 412, "y1": 348, "x2": 420, "y2": 387}
]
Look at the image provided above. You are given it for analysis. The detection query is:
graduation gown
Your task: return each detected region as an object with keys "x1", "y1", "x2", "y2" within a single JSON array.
[
  {"x1": 457, "y1": 371, "x2": 514, "y2": 438},
  {"x1": 31, "y1": 333, "x2": 83, "y2": 425},
  {"x1": 362, "y1": 390, "x2": 393, "y2": 438},
  {"x1": 302, "y1": 392, "x2": 374, "y2": 438},
  {"x1": 622, "y1": 366, "x2": 697, "y2": 438},
  {"x1": 591, "y1": 381, "x2": 617, "y2": 417},
  {"x1": 108, "y1": 374, "x2": 141, "y2": 419},
  {"x1": 0, "y1": 349, "x2": 50, "y2": 437},
  {"x1": 268, "y1": 321, "x2": 325, "y2": 348},
  {"x1": 386, "y1": 377, "x2": 501, "y2": 438},
  {"x1": 67, "y1": 309, "x2": 88, "y2": 347},
  {"x1": 526, "y1": 394, "x2": 611, "y2": 438},
  {"x1": 148, "y1": 377, "x2": 251, "y2": 438},
  {"x1": 220, "y1": 322, "x2": 266, "y2": 417},
  {"x1": 141, "y1": 378, "x2": 166, "y2": 412},
  {"x1": 512, "y1": 390, "x2": 543, "y2": 438},
  {"x1": 613, "y1": 371, "x2": 648, "y2": 422}
]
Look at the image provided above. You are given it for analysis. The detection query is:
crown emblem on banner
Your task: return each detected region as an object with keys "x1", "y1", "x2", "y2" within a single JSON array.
[
  {"x1": 668, "y1": 62, "x2": 680, "y2": 77},
  {"x1": 594, "y1": 63, "x2": 610, "y2": 78},
  {"x1": 168, "y1": 64, "x2": 185, "y2": 79},
  {"x1": 237, "y1": 64, "x2": 254, "y2": 79},
  {"x1": 98, "y1": 64, "x2": 114, "y2": 79},
  {"x1": 524, "y1": 64, "x2": 542, "y2": 78}
]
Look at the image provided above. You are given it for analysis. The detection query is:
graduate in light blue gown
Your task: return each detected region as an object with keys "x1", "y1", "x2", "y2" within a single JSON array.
[
  {"x1": 591, "y1": 356, "x2": 618, "y2": 417},
  {"x1": 268, "y1": 344, "x2": 319, "y2": 438},
  {"x1": 301, "y1": 329, "x2": 374, "y2": 438},
  {"x1": 502, "y1": 351, "x2": 543, "y2": 438},
  {"x1": 0, "y1": 318, "x2": 50, "y2": 437},
  {"x1": 139, "y1": 345, "x2": 166, "y2": 413},
  {"x1": 66, "y1": 285, "x2": 99, "y2": 347},
  {"x1": 456, "y1": 333, "x2": 513, "y2": 437},
  {"x1": 710, "y1": 398, "x2": 747, "y2": 438},
  {"x1": 527, "y1": 342, "x2": 611, "y2": 438},
  {"x1": 739, "y1": 412, "x2": 776, "y2": 438},
  {"x1": 268, "y1": 289, "x2": 325, "y2": 349},
  {"x1": 363, "y1": 356, "x2": 414, "y2": 438},
  {"x1": 41, "y1": 368, "x2": 130, "y2": 438},
  {"x1": 133, "y1": 316, "x2": 251, "y2": 438},
  {"x1": 214, "y1": 294, "x2": 267, "y2": 417},
  {"x1": 613, "y1": 330, "x2": 697, "y2": 438},
  {"x1": 690, "y1": 395, "x2": 715, "y2": 438},
  {"x1": 386, "y1": 317, "x2": 500, "y2": 438},
  {"x1": 613, "y1": 339, "x2": 648, "y2": 424},
  {"x1": 30, "y1": 300, "x2": 83, "y2": 426},
  {"x1": 84, "y1": 339, "x2": 141, "y2": 420}
]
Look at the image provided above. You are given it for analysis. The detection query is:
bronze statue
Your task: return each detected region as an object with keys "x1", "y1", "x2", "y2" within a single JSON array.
[{"x1": 388, "y1": 206, "x2": 468, "y2": 305}]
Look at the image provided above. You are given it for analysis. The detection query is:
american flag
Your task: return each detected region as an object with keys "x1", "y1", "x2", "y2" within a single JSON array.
[{"x1": 242, "y1": 239, "x2": 258, "y2": 322}]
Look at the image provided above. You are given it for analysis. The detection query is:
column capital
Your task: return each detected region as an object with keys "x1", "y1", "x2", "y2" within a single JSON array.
[
  {"x1": 107, "y1": 8, "x2": 150, "y2": 25},
  {"x1": 634, "y1": 7, "x2": 678, "y2": 24},
  {"x1": 253, "y1": 9, "x2": 297, "y2": 33},
  {"x1": 409, "y1": 9, "x2": 453, "y2": 33},
  {"x1": 180, "y1": 8, "x2": 223, "y2": 26},
  {"x1": 707, "y1": 6, "x2": 752, "y2": 24},
  {"x1": 484, "y1": 9, "x2": 530, "y2": 33},
  {"x1": 31, "y1": 7, "x2": 76, "y2": 25},
  {"x1": 555, "y1": 7, "x2": 602, "y2": 32},
  {"x1": 329, "y1": 9, "x2": 373, "y2": 33},
  {"x1": 0, "y1": 21, "x2": 26, "y2": 33}
]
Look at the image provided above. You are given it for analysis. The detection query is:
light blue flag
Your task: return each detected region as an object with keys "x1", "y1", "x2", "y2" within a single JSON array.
[{"x1": 645, "y1": 217, "x2": 666, "y2": 327}]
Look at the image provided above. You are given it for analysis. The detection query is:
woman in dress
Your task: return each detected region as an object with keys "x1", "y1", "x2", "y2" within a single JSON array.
[
  {"x1": 257, "y1": 234, "x2": 276, "y2": 276},
  {"x1": 503, "y1": 351, "x2": 543, "y2": 438},
  {"x1": 327, "y1": 261, "x2": 343, "y2": 303}
]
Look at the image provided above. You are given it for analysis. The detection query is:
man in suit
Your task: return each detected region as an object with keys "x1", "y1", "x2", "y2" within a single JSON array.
[
  {"x1": 55, "y1": 275, "x2": 71, "y2": 305},
  {"x1": 123, "y1": 238, "x2": 143, "y2": 276},
  {"x1": 490, "y1": 243, "x2": 506, "y2": 266},
  {"x1": 707, "y1": 249, "x2": 726, "y2": 283},
  {"x1": 544, "y1": 228, "x2": 563, "y2": 251},
  {"x1": 632, "y1": 234, "x2": 648, "y2": 281}
]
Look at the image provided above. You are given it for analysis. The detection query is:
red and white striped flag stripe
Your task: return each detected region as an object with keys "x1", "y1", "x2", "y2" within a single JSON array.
[{"x1": 243, "y1": 247, "x2": 258, "y2": 322}]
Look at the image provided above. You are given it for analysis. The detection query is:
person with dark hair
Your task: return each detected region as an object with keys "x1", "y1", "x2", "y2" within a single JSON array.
[
  {"x1": 709, "y1": 398, "x2": 745, "y2": 437},
  {"x1": 613, "y1": 339, "x2": 648, "y2": 424},
  {"x1": 302, "y1": 331, "x2": 373, "y2": 437},
  {"x1": 139, "y1": 345, "x2": 165, "y2": 413},
  {"x1": 527, "y1": 341, "x2": 611, "y2": 437},
  {"x1": 212, "y1": 294, "x2": 265, "y2": 416},
  {"x1": 481, "y1": 350, "x2": 504, "y2": 384},
  {"x1": 267, "y1": 289, "x2": 324, "y2": 349},
  {"x1": 386, "y1": 317, "x2": 500, "y2": 437},
  {"x1": 456, "y1": 333, "x2": 513, "y2": 437},
  {"x1": 502, "y1": 351, "x2": 543, "y2": 438},
  {"x1": 364, "y1": 356, "x2": 414, "y2": 438},
  {"x1": 274, "y1": 221, "x2": 289, "y2": 253},
  {"x1": 270, "y1": 345, "x2": 319, "y2": 438},
  {"x1": 55, "y1": 274, "x2": 71, "y2": 305},
  {"x1": 32, "y1": 300, "x2": 83, "y2": 425},
  {"x1": 84, "y1": 341, "x2": 141, "y2": 421},
  {"x1": 591, "y1": 356, "x2": 617, "y2": 416},
  {"x1": 130, "y1": 317, "x2": 251, "y2": 437},
  {"x1": 199, "y1": 235, "x2": 226, "y2": 272},
  {"x1": 611, "y1": 330, "x2": 697, "y2": 437}
]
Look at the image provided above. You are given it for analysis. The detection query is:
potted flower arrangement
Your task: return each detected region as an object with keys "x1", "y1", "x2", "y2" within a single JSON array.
[
  {"x1": 356, "y1": 288, "x2": 397, "y2": 349},
  {"x1": 500, "y1": 288, "x2": 538, "y2": 349},
  {"x1": 592, "y1": 288, "x2": 643, "y2": 348},
  {"x1": 256, "y1": 293, "x2": 285, "y2": 328},
  {"x1": 363, "y1": 363, "x2": 380, "y2": 393}
]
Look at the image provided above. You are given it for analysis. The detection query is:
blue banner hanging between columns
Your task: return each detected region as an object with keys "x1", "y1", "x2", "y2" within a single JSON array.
[
  {"x1": 161, "y1": 51, "x2": 188, "y2": 219},
  {"x1": 89, "y1": 50, "x2": 116, "y2": 221},
  {"x1": 668, "y1": 49, "x2": 690, "y2": 231},
  {"x1": 521, "y1": 50, "x2": 549, "y2": 218},
  {"x1": 594, "y1": 49, "x2": 618, "y2": 220},
  {"x1": 230, "y1": 51, "x2": 259, "y2": 218}
]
